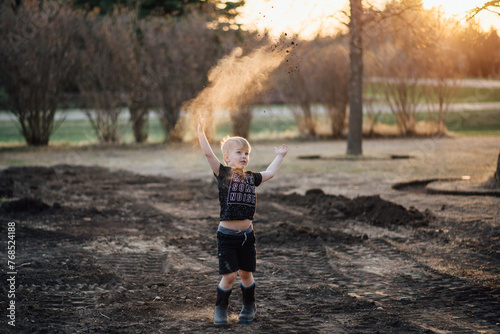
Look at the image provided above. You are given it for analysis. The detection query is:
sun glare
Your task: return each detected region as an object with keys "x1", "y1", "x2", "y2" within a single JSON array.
[
  {"x1": 422, "y1": 0, "x2": 499, "y2": 31},
  {"x1": 238, "y1": 0, "x2": 499, "y2": 39},
  {"x1": 237, "y1": 0, "x2": 347, "y2": 39}
]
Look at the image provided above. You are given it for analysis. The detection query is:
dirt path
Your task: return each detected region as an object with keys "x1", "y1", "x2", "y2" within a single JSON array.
[{"x1": 0, "y1": 156, "x2": 499, "y2": 333}]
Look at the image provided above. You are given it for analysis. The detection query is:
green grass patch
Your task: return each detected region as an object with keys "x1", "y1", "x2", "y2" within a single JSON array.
[
  {"x1": 365, "y1": 82, "x2": 500, "y2": 104},
  {"x1": 1, "y1": 107, "x2": 499, "y2": 146},
  {"x1": 0, "y1": 115, "x2": 168, "y2": 145},
  {"x1": 366, "y1": 109, "x2": 500, "y2": 131},
  {"x1": 453, "y1": 86, "x2": 500, "y2": 103}
]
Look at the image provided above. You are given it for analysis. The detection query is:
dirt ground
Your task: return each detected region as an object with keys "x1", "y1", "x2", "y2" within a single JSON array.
[{"x1": 0, "y1": 136, "x2": 499, "y2": 333}]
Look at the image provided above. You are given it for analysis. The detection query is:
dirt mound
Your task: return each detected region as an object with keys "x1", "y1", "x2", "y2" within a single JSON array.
[
  {"x1": 269, "y1": 190, "x2": 429, "y2": 228},
  {"x1": 349, "y1": 195, "x2": 429, "y2": 227}
]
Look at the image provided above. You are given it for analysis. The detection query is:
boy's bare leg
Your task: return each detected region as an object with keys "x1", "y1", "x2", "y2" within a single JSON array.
[
  {"x1": 238, "y1": 270, "x2": 254, "y2": 287},
  {"x1": 219, "y1": 272, "x2": 237, "y2": 290}
]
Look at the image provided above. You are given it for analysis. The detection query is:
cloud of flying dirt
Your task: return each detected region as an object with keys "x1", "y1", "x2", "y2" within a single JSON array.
[{"x1": 184, "y1": 44, "x2": 289, "y2": 115}]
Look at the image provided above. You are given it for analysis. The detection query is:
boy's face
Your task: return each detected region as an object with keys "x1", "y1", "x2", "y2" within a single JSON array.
[{"x1": 224, "y1": 145, "x2": 250, "y2": 169}]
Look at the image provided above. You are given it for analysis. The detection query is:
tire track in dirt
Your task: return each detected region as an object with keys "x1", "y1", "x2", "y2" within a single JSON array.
[
  {"x1": 12, "y1": 238, "x2": 115, "y2": 333},
  {"x1": 323, "y1": 238, "x2": 500, "y2": 333}
]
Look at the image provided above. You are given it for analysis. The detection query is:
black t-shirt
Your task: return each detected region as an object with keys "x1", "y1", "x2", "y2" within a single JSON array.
[{"x1": 215, "y1": 164, "x2": 263, "y2": 221}]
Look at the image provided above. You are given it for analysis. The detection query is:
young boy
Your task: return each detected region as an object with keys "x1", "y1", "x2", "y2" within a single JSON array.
[{"x1": 197, "y1": 116, "x2": 288, "y2": 325}]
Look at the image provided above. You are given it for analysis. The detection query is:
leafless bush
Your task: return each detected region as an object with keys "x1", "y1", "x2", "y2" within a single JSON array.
[
  {"x1": 368, "y1": 4, "x2": 429, "y2": 136},
  {"x1": 273, "y1": 39, "x2": 317, "y2": 139},
  {"x1": 127, "y1": 35, "x2": 154, "y2": 144},
  {"x1": 311, "y1": 39, "x2": 349, "y2": 138},
  {"x1": 365, "y1": 3, "x2": 468, "y2": 137},
  {"x1": 0, "y1": 0, "x2": 78, "y2": 146},
  {"x1": 421, "y1": 15, "x2": 462, "y2": 135},
  {"x1": 275, "y1": 36, "x2": 349, "y2": 138},
  {"x1": 287, "y1": 70, "x2": 317, "y2": 139},
  {"x1": 76, "y1": 9, "x2": 138, "y2": 143},
  {"x1": 363, "y1": 80, "x2": 384, "y2": 137}
]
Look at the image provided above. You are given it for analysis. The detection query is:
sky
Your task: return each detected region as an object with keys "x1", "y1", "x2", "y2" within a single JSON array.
[{"x1": 237, "y1": 0, "x2": 500, "y2": 39}]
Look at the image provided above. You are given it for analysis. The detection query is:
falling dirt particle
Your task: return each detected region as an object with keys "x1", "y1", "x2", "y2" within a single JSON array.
[
  {"x1": 291, "y1": 41, "x2": 295, "y2": 45},
  {"x1": 286, "y1": 50, "x2": 289, "y2": 53}
]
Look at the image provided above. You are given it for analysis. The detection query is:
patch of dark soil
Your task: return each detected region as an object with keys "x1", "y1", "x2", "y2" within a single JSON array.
[
  {"x1": 258, "y1": 221, "x2": 363, "y2": 246},
  {"x1": 0, "y1": 175, "x2": 14, "y2": 197},
  {"x1": 11, "y1": 252, "x2": 123, "y2": 334},
  {"x1": 0, "y1": 197, "x2": 52, "y2": 214},
  {"x1": 17, "y1": 254, "x2": 121, "y2": 288}
]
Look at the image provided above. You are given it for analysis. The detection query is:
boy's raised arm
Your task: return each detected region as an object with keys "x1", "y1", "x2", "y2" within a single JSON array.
[
  {"x1": 198, "y1": 116, "x2": 221, "y2": 175},
  {"x1": 260, "y1": 144, "x2": 289, "y2": 183}
]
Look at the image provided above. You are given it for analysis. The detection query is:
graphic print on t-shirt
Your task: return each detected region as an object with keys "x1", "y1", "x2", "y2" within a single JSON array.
[{"x1": 227, "y1": 171, "x2": 256, "y2": 207}]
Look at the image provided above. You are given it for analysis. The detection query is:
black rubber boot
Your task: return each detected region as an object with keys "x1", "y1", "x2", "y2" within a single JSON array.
[
  {"x1": 214, "y1": 286, "x2": 232, "y2": 326},
  {"x1": 239, "y1": 283, "x2": 257, "y2": 322}
]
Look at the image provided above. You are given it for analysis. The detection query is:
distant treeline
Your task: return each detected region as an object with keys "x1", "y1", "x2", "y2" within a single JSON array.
[{"x1": 0, "y1": 0, "x2": 499, "y2": 145}]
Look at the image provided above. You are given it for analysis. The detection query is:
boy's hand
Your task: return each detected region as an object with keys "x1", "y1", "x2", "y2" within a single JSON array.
[
  {"x1": 261, "y1": 144, "x2": 289, "y2": 183},
  {"x1": 274, "y1": 144, "x2": 289, "y2": 157}
]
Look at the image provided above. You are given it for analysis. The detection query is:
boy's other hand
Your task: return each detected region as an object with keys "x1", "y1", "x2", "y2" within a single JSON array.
[{"x1": 274, "y1": 144, "x2": 289, "y2": 157}]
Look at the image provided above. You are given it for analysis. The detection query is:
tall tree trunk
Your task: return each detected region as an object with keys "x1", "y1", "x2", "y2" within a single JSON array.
[
  {"x1": 130, "y1": 106, "x2": 149, "y2": 143},
  {"x1": 496, "y1": 152, "x2": 500, "y2": 184},
  {"x1": 347, "y1": 0, "x2": 364, "y2": 155},
  {"x1": 230, "y1": 105, "x2": 253, "y2": 139}
]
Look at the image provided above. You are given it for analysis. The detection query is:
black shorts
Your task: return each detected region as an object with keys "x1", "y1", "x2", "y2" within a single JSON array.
[{"x1": 217, "y1": 231, "x2": 256, "y2": 274}]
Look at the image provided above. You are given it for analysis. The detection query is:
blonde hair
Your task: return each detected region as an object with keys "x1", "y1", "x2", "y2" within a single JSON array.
[{"x1": 220, "y1": 135, "x2": 251, "y2": 156}]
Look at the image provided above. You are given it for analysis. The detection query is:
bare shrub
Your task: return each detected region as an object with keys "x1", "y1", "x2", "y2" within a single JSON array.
[
  {"x1": 381, "y1": 76, "x2": 423, "y2": 136},
  {"x1": 76, "y1": 9, "x2": 137, "y2": 143},
  {"x1": 421, "y1": 15, "x2": 461, "y2": 135},
  {"x1": 274, "y1": 40, "x2": 317, "y2": 139},
  {"x1": 126, "y1": 57, "x2": 162, "y2": 143},
  {"x1": 275, "y1": 36, "x2": 349, "y2": 138},
  {"x1": 312, "y1": 39, "x2": 349, "y2": 138},
  {"x1": 0, "y1": 1, "x2": 78, "y2": 146},
  {"x1": 363, "y1": 80, "x2": 384, "y2": 137},
  {"x1": 290, "y1": 72, "x2": 317, "y2": 139},
  {"x1": 368, "y1": 3, "x2": 429, "y2": 136}
]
